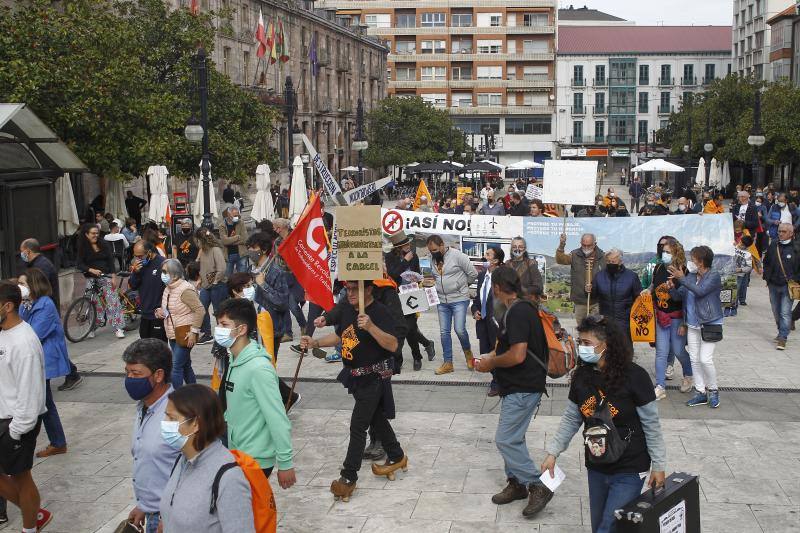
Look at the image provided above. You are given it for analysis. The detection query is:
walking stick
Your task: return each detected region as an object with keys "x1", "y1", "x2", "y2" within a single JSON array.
[{"x1": 285, "y1": 347, "x2": 305, "y2": 411}]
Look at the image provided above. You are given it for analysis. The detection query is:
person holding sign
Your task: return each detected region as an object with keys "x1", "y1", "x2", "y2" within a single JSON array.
[
  {"x1": 555, "y1": 233, "x2": 605, "y2": 323},
  {"x1": 299, "y1": 281, "x2": 408, "y2": 502}
]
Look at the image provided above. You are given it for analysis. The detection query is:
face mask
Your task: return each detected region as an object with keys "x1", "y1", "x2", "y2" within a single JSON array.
[
  {"x1": 596, "y1": 201, "x2": 604, "y2": 207},
  {"x1": 661, "y1": 252, "x2": 673, "y2": 265},
  {"x1": 248, "y1": 250, "x2": 262, "y2": 262},
  {"x1": 182, "y1": 228, "x2": 191, "y2": 235},
  {"x1": 160, "y1": 273, "x2": 171, "y2": 285},
  {"x1": 161, "y1": 418, "x2": 194, "y2": 451},
  {"x1": 511, "y1": 249, "x2": 524, "y2": 258},
  {"x1": 578, "y1": 345, "x2": 603, "y2": 364},
  {"x1": 647, "y1": 201, "x2": 654, "y2": 206},
  {"x1": 778, "y1": 202, "x2": 787, "y2": 208},
  {"x1": 686, "y1": 261, "x2": 698, "y2": 274},
  {"x1": 609, "y1": 193, "x2": 615, "y2": 197},
  {"x1": 431, "y1": 251, "x2": 444, "y2": 264},
  {"x1": 581, "y1": 247, "x2": 594, "y2": 255},
  {"x1": 678, "y1": 205, "x2": 686, "y2": 212},
  {"x1": 21, "y1": 252, "x2": 30, "y2": 263},
  {"x1": 242, "y1": 286, "x2": 256, "y2": 301},
  {"x1": 18, "y1": 284, "x2": 30, "y2": 300},
  {"x1": 781, "y1": 239, "x2": 792, "y2": 245},
  {"x1": 138, "y1": 257, "x2": 150, "y2": 267},
  {"x1": 606, "y1": 264, "x2": 621, "y2": 275},
  {"x1": 231, "y1": 216, "x2": 240, "y2": 223},
  {"x1": 125, "y1": 376, "x2": 154, "y2": 401},
  {"x1": 756, "y1": 201, "x2": 762, "y2": 207},
  {"x1": 214, "y1": 326, "x2": 238, "y2": 348}
]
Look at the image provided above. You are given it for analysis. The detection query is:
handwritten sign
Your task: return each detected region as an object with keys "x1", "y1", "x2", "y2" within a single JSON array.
[
  {"x1": 525, "y1": 184, "x2": 543, "y2": 201},
  {"x1": 336, "y1": 206, "x2": 383, "y2": 281},
  {"x1": 400, "y1": 289, "x2": 429, "y2": 315},
  {"x1": 542, "y1": 160, "x2": 597, "y2": 206}
]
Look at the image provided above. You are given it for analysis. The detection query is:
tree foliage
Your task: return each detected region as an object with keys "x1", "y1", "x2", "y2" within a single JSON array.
[
  {"x1": 0, "y1": 0, "x2": 280, "y2": 183},
  {"x1": 364, "y1": 96, "x2": 466, "y2": 168}
]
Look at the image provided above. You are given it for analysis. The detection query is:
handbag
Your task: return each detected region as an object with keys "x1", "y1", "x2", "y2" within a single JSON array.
[
  {"x1": 582, "y1": 386, "x2": 631, "y2": 465},
  {"x1": 112, "y1": 521, "x2": 142, "y2": 533},
  {"x1": 701, "y1": 324, "x2": 723, "y2": 343},
  {"x1": 776, "y1": 247, "x2": 800, "y2": 300},
  {"x1": 166, "y1": 300, "x2": 192, "y2": 348}
]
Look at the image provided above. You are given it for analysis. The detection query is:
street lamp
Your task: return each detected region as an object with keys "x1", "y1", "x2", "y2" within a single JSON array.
[
  {"x1": 447, "y1": 128, "x2": 455, "y2": 187},
  {"x1": 748, "y1": 89, "x2": 766, "y2": 188},
  {"x1": 186, "y1": 46, "x2": 213, "y2": 230},
  {"x1": 284, "y1": 76, "x2": 298, "y2": 168},
  {"x1": 352, "y1": 98, "x2": 368, "y2": 186},
  {"x1": 703, "y1": 108, "x2": 713, "y2": 189}
]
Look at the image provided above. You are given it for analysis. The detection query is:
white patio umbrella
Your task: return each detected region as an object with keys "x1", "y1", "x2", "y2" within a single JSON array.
[
  {"x1": 695, "y1": 157, "x2": 706, "y2": 186},
  {"x1": 146, "y1": 165, "x2": 170, "y2": 223},
  {"x1": 443, "y1": 160, "x2": 465, "y2": 168},
  {"x1": 721, "y1": 160, "x2": 731, "y2": 189},
  {"x1": 341, "y1": 166, "x2": 360, "y2": 172},
  {"x1": 631, "y1": 159, "x2": 685, "y2": 173},
  {"x1": 507, "y1": 159, "x2": 544, "y2": 170},
  {"x1": 709, "y1": 158, "x2": 720, "y2": 187},
  {"x1": 56, "y1": 173, "x2": 79, "y2": 237},
  {"x1": 105, "y1": 178, "x2": 127, "y2": 221},
  {"x1": 193, "y1": 165, "x2": 218, "y2": 227},
  {"x1": 251, "y1": 164, "x2": 275, "y2": 222},
  {"x1": 288, "y1": 156, "x2": 308, "y2": 226},
  {"x1": 481, "y1": 159, "x2": 505, "y2": 169}
]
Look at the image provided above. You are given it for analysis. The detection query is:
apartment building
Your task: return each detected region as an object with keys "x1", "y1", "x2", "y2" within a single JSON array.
[
  {"x1": 319, "y1": 0, "x2": 559, "y2": 166},
  {"x1": 556, "y1": 26, "x2": 732, "y2": 175},
  {"x1": 767, "y1": 3, "x2": 800, "y2": 84},
  {"x1": 732, "y1": 0, "x2": 794, "y2": 80},
  {"x1": 171, "y1": 0, "x2": 388, "y2": 172}
]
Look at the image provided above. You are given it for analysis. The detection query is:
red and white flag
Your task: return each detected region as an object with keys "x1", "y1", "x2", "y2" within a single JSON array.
[
  {"x1": 255, "y1": 9, "x2": 267, "y2": 58},
  {"x1": 189, "y1": 0, "x2": 199, "y2": 15},
  {"x1": 277, "y1": 193, "x2": 334, "y2": 311}
]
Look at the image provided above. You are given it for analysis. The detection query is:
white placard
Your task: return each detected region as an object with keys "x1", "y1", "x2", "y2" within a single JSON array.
[
  {"x1": 344, "y1": 177, "x2": 394, "y2": 205},
  {"x1": 424, "y1": 286, "x2": 440, "y2": 306},
  {"x1": 400, "y1": 289, "x2": 430, "y2": 315},
  {"x1": 539, "y1": 465, "x2": 566, "y2": 492},
  {"x1": 659, "y1": 499, "x2": 686, "y2": 533},
  {"x1": 399, "y1": 283, "x2": 419, "y2": 294},
  {"x1": 542, "y1": 160, "x2": 597, "y2": 206},
  {"x1": 525, "y1": 184, "x2": 543, "y2": 201}
]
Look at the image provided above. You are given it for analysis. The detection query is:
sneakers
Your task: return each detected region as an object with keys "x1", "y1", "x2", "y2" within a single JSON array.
[
  {"x1": 312, "y1": 347, "x2": 327, "y2": 359},
  {"x1": 777, "y1": 339, "x2": 787, "y2": 350},
  {"x1": 0, "y1": 508, "x2": 6, "y2": 525},
  {"x1": 325, "y1": 352, "x2": 342, "y2": 363},
  {"x1": 424, "y1": 342, "x2": 436, "y2": 361},
  {"x1": 58, "y1": 374, "x2": 83, "y2": 391},
  {"x1": 464, "y1": 349, "x2": 475, "y2": 370},
  {"x1": 434, "y1": 362, "x2": 454, "y2": 375},
  {"x1": 35, "y1": 445, "x2": 67, "y2": 458},
  {"x1": 363, "y1": 440, "x2": 387, "y2": 461},
  {"x1": 665, "y1": 364, "x2": 674, "y2": 381},
  {"x1": 491, "y1": 478, "x2": 529, "y2": 505},
  {"x1": 196, "y1": 333, "x2": 213, "y2": 345},
  {"x1": 115, "y1": 328, "x2": 125, "y2": 339},
  {"x1": 680, "y1": 377, "x2": 694, "y2": 393},
  {"x1": 654, "y1": 385, "x2": 667, "y2": 401},
  {"x1": 522, "y1": 484, "x2": 554, "y2": 517},
  {"x1": 708, "y1": 389, "x2": 720, "y2": 408},
  {"x1": 686, "y1": 392, "x2": 708, "y2": 407},
  {"x1": 87, "y1": 330, "x2": 96, "y2": 339},
  {"x1": 286, "y1": 393, "x2": 301, "y2": 412},
  {"x1": 413, "y1": 359, "x2": 422, "y2": 371},
  {"x1": 37, "y1": 508, "x2": 53, "y2": 530}
]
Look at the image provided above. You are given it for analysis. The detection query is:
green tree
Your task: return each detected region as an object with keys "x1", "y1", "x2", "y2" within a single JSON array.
[
  {"x1": 0, "y1": 0, "x2": 280, "y2": 183},
  {"x1": 364, "y1": 96, "x2": 466, "y2": 169}
]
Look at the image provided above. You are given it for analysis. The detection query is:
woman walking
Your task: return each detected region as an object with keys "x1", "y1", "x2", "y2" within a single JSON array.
[
  {"x1": 76, "y1": 222, "x2": 125, "y2": 338},
  {"x1": 195, "y1": 228, "x2": 228, "y2": 344}
]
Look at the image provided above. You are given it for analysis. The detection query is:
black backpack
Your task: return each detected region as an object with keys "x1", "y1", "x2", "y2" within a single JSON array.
[{"x1": 582, "y1": 385, "x2": 631, "y2": 465}]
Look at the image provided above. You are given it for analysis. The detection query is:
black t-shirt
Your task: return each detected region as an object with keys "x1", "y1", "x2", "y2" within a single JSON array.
[
  {"x1": 568, "y1": 363, "x2": 656, "y2": 474},
  {"x1": 652, "y1": 263, "x2": 682, "y2": 314},
  {"x1": 173, "y1": 231, "x2": 199, "y2": 265},
  {"x1": 335, "y1": 300, "x2": 398, "y2": 368},
  {"x1": 494, "y1": 300, "x2": 548, "y2": 396}
]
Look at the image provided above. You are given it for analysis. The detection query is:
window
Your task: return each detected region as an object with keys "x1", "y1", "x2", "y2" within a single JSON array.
[
  {"x1": 595, "y1": 121, "x2": 605, "y2": 140},
  {"x1": 451, "y1": 39, "x2": 473, "y2": 53},
  {"x1": 660, "y1": 120, "x2": 669, "y2": 130},
  {"x1": 522, "y1": 39, "x2": 548, "y2": 53},
  {"x1": 639, "y1": 64, "x2": 649, "y2": 85},
  {"x1": 523, "y1": 13, "x2": 548, "y2": 26},
  {"x1": 394, "y1": 67, "x2": 415, "y2": 81},
  {"x1": 609, "y1": 58, "x2": 635, "y2": 86},
  {"x1": 704, "y1": 64, "x2": 715, "y2": 83},
  {"x1": 683, "y1": 64, "x2": 694, "y2": 83},
  {"x1": 523, "y1": 65, "x2": 548, "y2": 80},
  {"x1": 609, "y1": 117, "x2": 634, "y2": 144},
  {"x1": 451, "y1": 13, "x2": 473, "y2": 27},
  {"x1": 523, "y1": 93, "x2": 548, "y2": 106},
  {"x1": 395, "y1": 41, "x2": 415, "y2": 54},
  {"x1": 638, "y1": 120, "x2": 649, "y2": 142},
  {"x1": 609, "y1": 87, "x2": 635, "y2": 114},
  {"x1": 477, "y1": 66, "x2": 502, "y2": 79},
  {"x1": 660, "y1": 91, "x2": 670, "y2": 110},
  {"x1": 243, "y1": 51, "x2": 250, "y2": 84},
  {"x1": 595, "y1": 65, "x2": 606, "y2": 85},
  {"x1": 241, "y1": 4, "x2": 249, "y2": 30},
  {"x1": 505, "y1": 117, "x2": 551, "y2": 135},
  {"x1": 396, "y1": 13, "x2": 415, "y2": 28},
  {"x1": 223, "y1": 46, "x2": 230, "y2": 76},
  {"x1": 452, "y1": 93, "x2": 473, "y2": 107},
  {"x1": 573, "y1": 121, "x2": 583, "y2": 141},
  {"x1": 365, "y1": 14, "x2": 391, "y2": 28},
  {"x1": 421, "y1": 93, "x2": 446, "y2": 108},
  {"x1": 477, "y1": 40, "x2": 502, "y2": 54},
  {"x1": 573, "y1": 65, "x2": 584, "y2": 85},
  {"x1": 420, "y1": 40, "x2": 446, "y2": 54},
  {"x1": 477, "y1": 93, "x2": 502, "y2": 106},
  {"x1": 453, "y1": 118, "x2": 499, "y2": 134},
  {"x1": 594, "y1": 92, "x2": 605, "y2": 113},
  {"x1": 638, "y1": 92, "x2": 648, "y2": 113},
  {"x1": 573, "y1": 92, "x2": 583, "y2": 112},
  {"x1": 452, "y1": 66, "x2": 472, "y2": 80},
  {"x1": 477, "y1": 13, "x2": 501, "y2": 27},
  {"x1": 421, "y1": 67, "x2": 446, "y2": 81},
  {"x1": 660, "y1": 64, "x2": 671, "y2": 83},
  {"x1": 421, "y1": 13, "x2": 446, "y2": 27}
]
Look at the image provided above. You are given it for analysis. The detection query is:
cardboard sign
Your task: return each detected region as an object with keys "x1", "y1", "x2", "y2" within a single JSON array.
[
  {"x1": 456, "y1": 186, "x2": 473, "y2": 205},
  {"x1": 542, "y1": 160, "x2": 597, "y2": 206},
  {"x1": 630, "y1": 292, "x2": 656, "y2": 343},
  {"x1": 400, "y1": 289, "x2": 430, "y2": 315},
  {"x1": 525, "y1": 184, "x2": 543, "y2": 201},
  {"x1": 336, "y1": 206, "x2": 383, "y2": 281}
]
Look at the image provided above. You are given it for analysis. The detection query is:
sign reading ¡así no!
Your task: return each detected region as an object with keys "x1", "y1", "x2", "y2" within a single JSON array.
[{"x1": 336, "y1": 206, "x2": 383, "y2": 281}]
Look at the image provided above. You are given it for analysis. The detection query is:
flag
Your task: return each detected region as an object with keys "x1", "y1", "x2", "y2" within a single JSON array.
[
  {"x1": 255, "y1": 9, "x2": 267, "y2": 58},
  {"x1": 277, "y1": 194, "x2": 334, "y2": 310},
  {"x1": 165, "y1": 202, "x2": 172, "y2": 226},
  {"x1": 309, "y1": 32, "x2": 319, "y2": 77},
  {"x1": 278, "y1": 19, "x2": 289, "y2": 63},
  {"x1": 190, "y1": 0, "x2": 199, "y2": 15},
  {"x1": 266, "y1": 18, "x2": 277, "y2": 64},
  {"x1": 412, "y1": 180, "x2": 431, "y2": 210}
]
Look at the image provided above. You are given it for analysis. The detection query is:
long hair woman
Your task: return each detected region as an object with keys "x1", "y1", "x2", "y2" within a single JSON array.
[
  {"x1": 76, "y1": 222, "x2": 125, "y2": 338},
  {"x1": 195, "y1": 227, "x2": 228, "y2": 342}
]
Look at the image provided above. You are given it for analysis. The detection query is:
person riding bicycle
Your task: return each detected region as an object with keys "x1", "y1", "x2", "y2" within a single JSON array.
[{"x1": 76, "y1": 223, "x2": 126, "y2": 339}]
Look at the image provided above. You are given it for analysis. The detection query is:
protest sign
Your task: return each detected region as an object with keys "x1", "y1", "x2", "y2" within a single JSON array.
[
  {"x1": 302, "y1": 134, "x2": 347, "y2": 206},
  {"x1": 525, "y1": 184, "x2": 543, "y2": 201},
  {"x1": 336, "y1": 206, "x2": 383, "y2": 281},
  {"x1": 456, "y1": 186, "x2": 473, "y2": 205},
  {"x1": 630, "y1": 293, "x2": 656, "y2": 343},
  {"x1": 344, "y1": 177, "x2": 394, "y2": 205},
  {"x1": 400, "y1": 289, "x2": 430, "y2": 315},
  {"x1": 542, "y1": 160, "x2": 597, "y2": 205},
  {"x1": 380, "y1": 208, "x2": 523, "y2": 239}
]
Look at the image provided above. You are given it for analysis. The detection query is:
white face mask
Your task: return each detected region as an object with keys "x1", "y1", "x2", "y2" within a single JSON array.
[
  {"x1": 686, "y1": 261, "x2": 698, "y2": 274},
  {"x1": 19, "y1": 284, "x2": 30, "y2": 300},
  {"x1": 780, "y1": 239, "x2": 792, "y2": 245}
]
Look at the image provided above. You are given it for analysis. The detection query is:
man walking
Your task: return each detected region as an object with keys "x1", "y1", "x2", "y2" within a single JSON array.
[
  {"x1": 474, "y1": 267, "x2": 553, "y2": 518},
  {"x1": 125, "y1": 190, "x2": 148, "y2": 227},
  {"x1": 556, "y1": 233, "x2": 605, "y2": 323},
  {"x1": 426, "y1": 235, "x2": 478, "y2": 374},
  {"x1": 628, "y1": 175, "x2": 643, "y2": 214},
  {"x1": 762, "y1": 223, "x2": 800, "y2": 350},
  {"x1": 129, "y1": 241, "x2": 167, "y2": 341},
  {"x1": 219, "y1": 207, "x2": 249, "y2": 276}
]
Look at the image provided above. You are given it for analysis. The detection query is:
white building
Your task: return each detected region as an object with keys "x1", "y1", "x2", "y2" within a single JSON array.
[
  {"x1": 556, "y1": 25, "x2": 732, "y2": 175},
  {"x1": 732, "y1": 0, "x2": 794, "y2": 80}
]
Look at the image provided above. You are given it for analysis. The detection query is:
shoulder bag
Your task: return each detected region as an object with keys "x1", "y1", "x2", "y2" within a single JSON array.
[
  {"x1": 776, "y1": 246, "x2": 800, "y2": 300},
  {"x1": 166, "y1": 296, "x2": 192, "y2": 348},
  {"x1": 582, "y1": 385, "x2": 631, "y2": 465}
]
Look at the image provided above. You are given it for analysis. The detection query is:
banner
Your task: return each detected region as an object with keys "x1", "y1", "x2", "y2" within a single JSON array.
[
  {"x1": 380, "y1": 208, "x2": 524, "y2": 239},
  {"x1": 630, "y1": 293, "x2": 656, "y2": 343},
  {"x1": 412, "y1": 180, "x2": 431, "y2": 211},
  {"x1": 301, "y1": 134, "x2": 347, "y2": 206},
  {"x1": 344, "y1": 176, "x2": 394, "y2": 205},
  {"x1": 336, "y1": 205, "x2": 383, "y2": 281},
  {"x1": 456, "y1": 186, "x2": 472, "y2": 205},
  {"x1": 542, "y1": 160, "x2": 597, "y2": 205}
]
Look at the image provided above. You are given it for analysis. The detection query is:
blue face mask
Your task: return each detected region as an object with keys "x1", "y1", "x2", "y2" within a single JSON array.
[
  {"x1": 125, "y1": 376, "x2": 154, "y2": 401},
  {"x1": 138, "y1": 257, "x2": 150, "y2": 267},
  {"x1": 661, "y1": 252, "x2": 673, "y2": 265},
  {"x1": 214, "y1": 326, "x2": 238, "y2": 348},
  {"x1": 578, "y1": 345, "x2": 603, "y2": 364},
  {"x1": 160, "y1": 273, "x2": 171, "y2": 285},
  {"x1": 161, "y1": 418, "x2": 194, "y2": 451},
  {"x1": 21, "y1": 251, "x2": 30, "y2": 263},
  {"x1": 242, "y1": 286, "x2": 256, "y2": 301}
]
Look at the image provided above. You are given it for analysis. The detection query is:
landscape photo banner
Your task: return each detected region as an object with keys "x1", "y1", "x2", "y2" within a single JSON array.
[
  {"x1": 336, "y1": 205, "x2": 383, "y2": 280},
  {"x1": 542, "y1": 160, "x2": 597, "y2": 206}
]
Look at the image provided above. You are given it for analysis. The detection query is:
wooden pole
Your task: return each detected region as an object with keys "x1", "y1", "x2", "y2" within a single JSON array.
[
  {"x1": 285, "y1": 348, "x2": 305, "y2": 411},
  {"x1": 358, "y1": 280, "x2": 365, "y2": 315}
]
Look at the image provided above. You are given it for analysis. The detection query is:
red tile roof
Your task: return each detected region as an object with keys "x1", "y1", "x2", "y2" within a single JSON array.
[
  {"x1": 767, "y1": 4, "x2": 798, "y2": 25},
  {"x1": 558, "y1": 26, "x2": 732, "y2": 55}
]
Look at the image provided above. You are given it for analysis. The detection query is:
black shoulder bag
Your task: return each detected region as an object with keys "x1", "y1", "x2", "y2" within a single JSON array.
[{"x1": 582, "y1": 385, "x2": 631, "y2": 465}]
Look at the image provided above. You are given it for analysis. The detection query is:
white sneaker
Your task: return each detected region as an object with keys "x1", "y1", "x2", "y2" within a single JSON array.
[
  {"x1": 665, "y1": 364, "x2": 674, "y2": 380},
  {"x1": 115, "y1": 329, "x2": 125, "y2": 339},
  {"x1": 654, "y1": 385, "x2": 667, "y2": 401},
  {"x1": 87, "y1": 330, "x2": 95, "y2": 339},
  {"x1": 680, "y1": 377, "x2": 694, "y2": 393}
]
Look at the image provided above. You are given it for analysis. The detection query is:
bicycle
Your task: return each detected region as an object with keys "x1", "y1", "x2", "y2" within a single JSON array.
[{"x1": 63, "y1": 273, "x2": 141, "y2": 343}]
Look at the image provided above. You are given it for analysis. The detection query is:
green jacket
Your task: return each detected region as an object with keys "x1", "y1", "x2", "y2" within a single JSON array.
[{"x1": 224, "y1": 340, "x2": 293, "y2": 470}]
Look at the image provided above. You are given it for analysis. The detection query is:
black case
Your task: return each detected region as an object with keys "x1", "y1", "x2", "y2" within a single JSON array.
[{"x1": 614, "y1": 472, "x2": 701, "y2": 532}]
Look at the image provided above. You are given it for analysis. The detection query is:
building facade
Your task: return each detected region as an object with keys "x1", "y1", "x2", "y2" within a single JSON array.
[
  {"x1": 732, "y1": 0, "x2": 794, "y2": 80},
  {"x1": 318, "y1": 0, "x2": 558, "y2": 166},
  {"x1": 767, "y1": 3, "x2": 800, "y2": 85},
  {"x1": 556, "y1": 26, "x2": 732, "y2": 176},
  {"x1": 172, "y1": 0, "x2": 388, "y2": 173}
]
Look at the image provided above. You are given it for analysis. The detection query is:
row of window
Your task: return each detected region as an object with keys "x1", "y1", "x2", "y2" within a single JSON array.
[
  {"x1": 571, "y1": 119, "x2": 668, "y2": 143},
  {"x1": 393, "y1": 65, "x2": 548, "y2": 81},
  {"x1": 571, "y1": 91, "x2": 696, "y2": 114},
  {"x1": 452, "y1": 117, "x2": 551, "y2": 135},
  {"x1": 572, "y1": 63, "x2": 718, "y2": 86},
  {"x1": 365, "y1": 12, "x2": 549, "y2": 29},
  {"x1": 417, "y1": 93, "x2": 550, "y2": 107},
  {"x1": 395, "y1": 38, "x2": 549, "y2": 55}
]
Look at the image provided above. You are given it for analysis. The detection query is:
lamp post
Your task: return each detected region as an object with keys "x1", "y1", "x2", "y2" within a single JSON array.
[
  {"x1": 747, "y1": 89, "x2": 766, "y2": 189},
  {"x1": 185, "y1": 46, "x2": 213, "y2": 230},
  {"x1": 447, "y1": 128, "x2": 455, "y2": 188},
  {"x1": 703, "y1": 108, "x2": 713, "y2": 189},
  {"x1": 352, "y1": 98, "x2": 368, "y2": 186},
  {"x1": 683, "y1": 94, "x2": 693, "y2": 194}
]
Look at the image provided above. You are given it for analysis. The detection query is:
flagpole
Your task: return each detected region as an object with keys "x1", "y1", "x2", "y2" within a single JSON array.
[{"x1": 285, "y1": 348, "x2": 305, "y2": 411}]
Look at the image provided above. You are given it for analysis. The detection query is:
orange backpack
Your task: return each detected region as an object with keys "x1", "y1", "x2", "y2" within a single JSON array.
[{"x1": 211, "y1": 450, "x2": 277, "y2": 533}]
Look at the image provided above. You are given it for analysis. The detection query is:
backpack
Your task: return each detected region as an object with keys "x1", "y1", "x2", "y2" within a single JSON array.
[{"x1": 582, "y1": 386, "x2": 631, "y2": 465}]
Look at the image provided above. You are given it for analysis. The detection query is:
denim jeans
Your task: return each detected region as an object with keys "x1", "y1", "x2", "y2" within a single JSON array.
[
  {"x1": 769, "y1": 283, "x2": 792, "y2": 340},
  {"x1": 225, "y1": 253, "x2": 248, "y2": 278},
  {"x1": 737, "y1": 272, "x2": 751, "y2": 304},
  {"x1": 496, "y1": 392, "x2": 544, "y2": 487},
  {"x1": 200, "y1": 283, "x2": 229, "y2": 335},
  {"x1": 43, "y1": 380, "x2": 67, "y2": 448},
  {"x1": 169, "y1": 339, "x2": 197, "y2": 388},
  {"x1": 654, "y1": 319, "x2": 692, "y2": 387},
  {"x1": 145, "y1": 512, "x2": 160, "y2": 533},
  {"x1": 305, "y1": 302, "x2": 324, "y2": 337},
  {"x1": 587, "y1": 469, "x2": 645, "y2": 533},
  {"x1": 437, "y1": 300, "x2": 471, "y2": 363},
  {"x1": 284, "y1": 293, "x2": 307, "y2": 336}
]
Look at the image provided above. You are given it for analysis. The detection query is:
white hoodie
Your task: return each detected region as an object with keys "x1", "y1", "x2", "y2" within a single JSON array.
[{"x1": 0, "y1": 321, "x2": 46, "y2": 440}]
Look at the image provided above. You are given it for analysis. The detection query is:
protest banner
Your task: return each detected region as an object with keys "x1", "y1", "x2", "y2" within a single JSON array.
[
  {"x1": 542, "y1": 160, "x2": 597, "y2": 206},
  {"x1": 379, "y1": 208, "x2": 523, "y2": 239},
  {"x1": 301, "y1": 134, "x2": 347, "y2": 206},
  {"x1": 344, "y1": 176, "x2": 394, "y2": 205},
  {"x1": 630, "y1": 293, "x2": 656, "y2": 343},
  {"x1": 525, "y1": 184, "x2": 543, "y2": 201}
]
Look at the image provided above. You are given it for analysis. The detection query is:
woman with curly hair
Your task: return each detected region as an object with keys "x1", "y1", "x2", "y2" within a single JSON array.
[
  {"x1": 195, "y1": 227, "x2": 228, "y2": 343},
  {"x1": 542, "y1": 316, "x2": 667, "y2": 533}
]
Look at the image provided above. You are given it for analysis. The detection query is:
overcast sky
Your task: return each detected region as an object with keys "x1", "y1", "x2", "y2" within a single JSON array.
[{"x1": 560, "y1": 0, "x2": 734, "y2": 26}]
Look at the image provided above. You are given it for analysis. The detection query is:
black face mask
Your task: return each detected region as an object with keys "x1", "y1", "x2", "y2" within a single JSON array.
[
  {"x1": 182, "y1": 228, "x2": 191, "y2": 235},
  {"x1": 431, "y1": 251, "x2": 444, "y2": 264},
  {"x1": 606, "y1": 264, "x2": 622, "y2": 275}
]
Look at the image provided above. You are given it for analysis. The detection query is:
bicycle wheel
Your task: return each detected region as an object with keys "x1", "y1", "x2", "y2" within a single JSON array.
[{"x1": 64, "y1": 296, "x2": 97, "y2": 343}]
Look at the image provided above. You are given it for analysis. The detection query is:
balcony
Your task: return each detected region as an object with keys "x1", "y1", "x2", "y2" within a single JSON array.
[
  {"x1": 367, "y1": 25, "x2": 555, "y2": 36},
  {"x1": 389, "y1": 51, "x2": 554, "y2": 62},
  {"x1": 336, "y1": 55, "x2": 351, "y2": 72},
  {"x1": 607, "y1": 134, "x2": 635, "y2": 145},
  {"x1": 592, "y1": 106, "x2": 606, "y2": 116},
  {"x1": 390, "y1": 78, "x2": 554, "y2": 89},
  {"x1": 658, "y1": 77, "x2": 674, "y2": 87},
  {"x1": 570, "y1": 135, "x2": 583, "y2": 144},
  {"x1": 593, "y1": 77, "x2": 607, "y2": 87},
  {"x1": 370, "y1": 65, "x2": 383, "y2": 80},
  {"x1": 337, "y1": 101, "x2": 352, "y2": 113},
  {"x1": 317, "y1": 49, "x2": 331, "y2": 66},
  {"x1": 657, "y1": 105, "x2": 673, "y2": 115},
  {"x1": 317, "y1": 98, "x2": 332, "y2": 113},
  {"x1": 571, "y1": 106, "x2": 586, "y2": 115},
  {"x1": 571, "y1": 78, "x2": 585, "y2": 87},
  {"x1": 680, "y1": 76, "x2": 697, "y2": 87},
  {"x1": 449, "y1": 105, "x2": 555, "y2": 115}
]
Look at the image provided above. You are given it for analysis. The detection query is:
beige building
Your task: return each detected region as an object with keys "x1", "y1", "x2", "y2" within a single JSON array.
[
  {"x1": 318, "y1": 0, "x2": 558, "y2": 166},
  {"x1": 174, "y1": 0, "x2": 389, "y2": 173}
]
